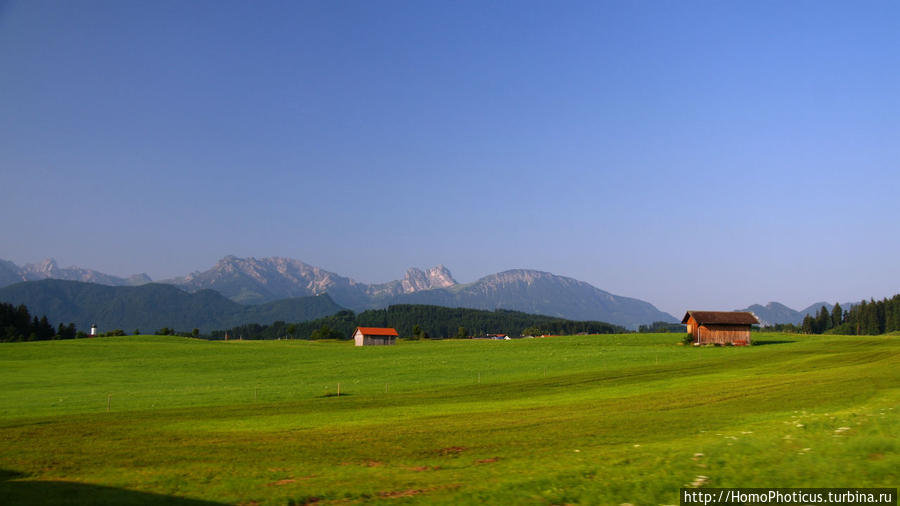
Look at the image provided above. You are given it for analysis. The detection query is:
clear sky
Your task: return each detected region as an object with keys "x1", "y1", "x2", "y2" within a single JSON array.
[{"x1": 1, "y1": 1, "x2": 898, "y2": 317}]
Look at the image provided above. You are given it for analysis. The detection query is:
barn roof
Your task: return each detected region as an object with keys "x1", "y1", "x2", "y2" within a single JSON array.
[
  {"x1": 681, "y1": 311, "x2": 760, "y2": 325},
  {"x1": 355, "y1": 326, "x2": 399, "y2": 337}
]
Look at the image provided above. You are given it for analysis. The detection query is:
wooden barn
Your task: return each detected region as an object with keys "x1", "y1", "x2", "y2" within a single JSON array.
[
  {"x1": 682, "y1": 311, "x2": 760, "y2": 345},
  {"x1": 353, "y1": 327, "x2": 399, "y2": 347}
]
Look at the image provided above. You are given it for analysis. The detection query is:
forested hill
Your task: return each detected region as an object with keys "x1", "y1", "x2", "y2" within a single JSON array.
[
  {"x1": 0, "y1": 279, "x2": 343, "y2": 333},
  {"x1": 211, "y1": 304, "x2": 628, "y2": 340}
]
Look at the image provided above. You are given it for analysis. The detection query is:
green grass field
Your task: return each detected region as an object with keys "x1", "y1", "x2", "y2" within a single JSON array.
[{"x1": 1, "y1": 333, "x2": 898, "y2": 505}]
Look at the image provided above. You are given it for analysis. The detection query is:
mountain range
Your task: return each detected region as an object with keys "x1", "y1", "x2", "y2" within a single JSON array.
[
  {"x1": 176, "y1": 256, "x2": 675, "y2": 328},
  {"x1": 0, "y1": 256, "x2": 675, "y2": 329},
  {"x1": 0, "y1": 258, "x2": 151, "y2": 287},
  {"x1": 0, "y1": 256, "x2": 864, "y2": 330},
  {"x1": 161, "y1": 256, "x2": 676, "y2": 328},
  {"x1": 162, "y1": 256, "x2": 458, "y2": 307}
]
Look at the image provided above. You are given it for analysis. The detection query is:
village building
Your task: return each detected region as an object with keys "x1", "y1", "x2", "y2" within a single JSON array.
[
  {"x1": 353, "y1": 326, "x2": 399, "y2": 346},
  {"x1": 681, "y1": 311, "x2": 760, "y2": 346}
]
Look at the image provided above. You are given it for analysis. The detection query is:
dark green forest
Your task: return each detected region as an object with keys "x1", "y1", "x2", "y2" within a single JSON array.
[
  {"x1": 763, "y1": 295, "x2": 900, "y2": 335},
  {"x1": 210, "y1": 304, "x2": 628, "y2": 340},
  {"x1": 0, "y1": 302, "x2": 78, "y2": 342},
  {"x1": 637, "y1": 321, "x2": 687, "y2": 333},
  {"x1": 0, "y1": 280, "x2": 343, "y2": 333}
]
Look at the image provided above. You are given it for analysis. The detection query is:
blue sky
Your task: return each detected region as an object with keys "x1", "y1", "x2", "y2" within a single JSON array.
[{"x1": 1, "y1": 1, "x2": 898, "y2": 316}]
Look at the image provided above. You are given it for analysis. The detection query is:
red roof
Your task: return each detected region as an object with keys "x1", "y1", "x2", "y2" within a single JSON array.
[{"x1": 355, "y1": 327, "x2": 399, "y2": 337}]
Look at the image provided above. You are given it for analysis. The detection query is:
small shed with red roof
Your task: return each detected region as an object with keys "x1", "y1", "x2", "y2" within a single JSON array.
[
  {"x1": 353, "y1": 326, "x2": 399, "y2": 346},
  {"x1": 682, "y1": 311, "x2": 760, "y2": 346}
]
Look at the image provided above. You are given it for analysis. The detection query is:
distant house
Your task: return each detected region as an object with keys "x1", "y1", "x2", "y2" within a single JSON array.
[
  {"x1": 682, "y1": 311, "x2": 760, "y2": 345},
  {"x1": 353, "y1": 327, "x2": 399, "y2": 346}
]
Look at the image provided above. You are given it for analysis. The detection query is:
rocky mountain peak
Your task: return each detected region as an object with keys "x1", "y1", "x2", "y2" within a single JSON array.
[
  {"x1": 24, "y1": 258, "x2": 59, "y2": 275},
  {"x1": 426, "y1": 265, "x2": 457, "y2": 287},
  {"x1": 127, "y1": 273, "x2": 153, "y2": 284},
  {"x1": 484, "y1": 269, "x2": 557, "y2": 285},
  {"x1": 401, "y1": 265, "x2": 457, "y2": 293}
]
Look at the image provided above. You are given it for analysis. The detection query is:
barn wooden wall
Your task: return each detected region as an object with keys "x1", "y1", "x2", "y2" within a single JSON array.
[
  {"x1": 698, "y1": 324, "x2": 751, "y2": 345},
  {"x1": 363, "y1": 336, "x2": 395, "y2": 346}
]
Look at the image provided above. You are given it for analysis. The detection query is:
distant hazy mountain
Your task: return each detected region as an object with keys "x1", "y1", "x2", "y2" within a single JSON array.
[
  {"x1": 0, "y1": 258, "x2": 151, "y2": 288},
  {"x1": 742, "y1": 302, "x2": 803, "y2": 326},
  {"x1": 0, "y1": 279, "x2": 343, "y2": 333},
  {"x1": 388, "y1": 269, "x2": 676, "y2": 329},
  {"x1": 798, "y1": 302, "x2": 836, "y2": 319},
  {"x1": 740, "y1": 301, "x2": 840, "y2": 326},
  {"x1": 0, "y1": 259, "x2": 23, "y2": 287}
]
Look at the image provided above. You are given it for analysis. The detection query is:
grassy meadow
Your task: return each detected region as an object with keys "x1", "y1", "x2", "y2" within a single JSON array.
[{"x1": 0, "y1": 333, "x2": 898, "y2": 504}]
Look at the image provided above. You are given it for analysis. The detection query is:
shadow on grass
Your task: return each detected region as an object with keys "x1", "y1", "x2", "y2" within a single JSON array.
[
  {"x1": 319, "y1": 392, "x2": 352, "y2": 398},
  {"x1": 0, "y1": 469, "x2": 226, "y2": 506},
  {"x1": 752, "y1": 340, "x2": 797, "y2": 346}
]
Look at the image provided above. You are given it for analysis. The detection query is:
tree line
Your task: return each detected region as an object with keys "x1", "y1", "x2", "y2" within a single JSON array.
[
  {"x1": 764, "y1": 294, "x2": 900, "y2": 335},
  {"x1": 210, "y1": 304, "x2": 628, "y2": 340},
  {"x1": 638, "y1": 321, "x2": 687, "y2": 333},
  {"x1": 0, "y1": 302, "x2": 78, "y2": 342},
  {"x1": 0, "y1": 302, "x2": 143, "y2": 341}
]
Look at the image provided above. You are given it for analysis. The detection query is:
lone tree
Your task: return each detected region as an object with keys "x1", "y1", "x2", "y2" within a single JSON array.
[
  {"x1": 522, "y1": 326, "x2": 542, "y2": 337},
  {"x1": 411, "y1": 324, "x2": 428, "y2": 340}
]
